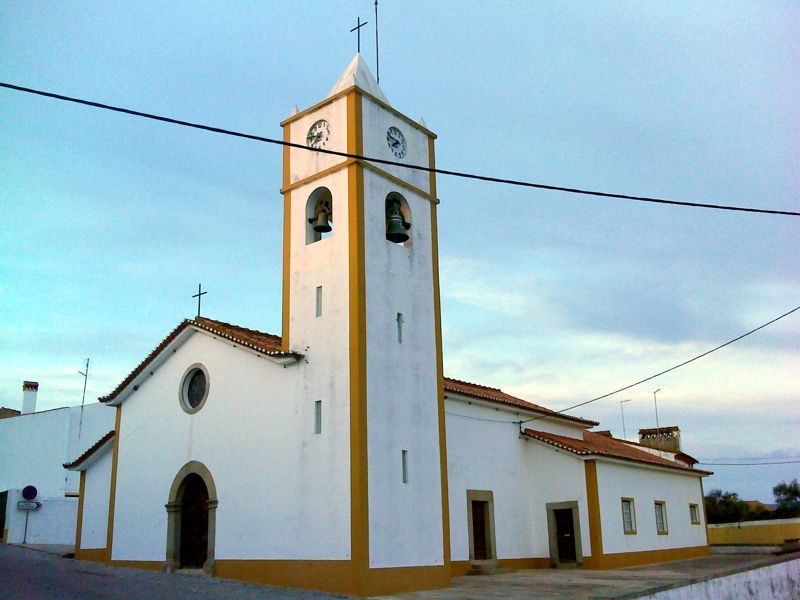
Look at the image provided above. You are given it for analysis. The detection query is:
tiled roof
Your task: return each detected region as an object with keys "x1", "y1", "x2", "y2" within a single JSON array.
[
  {"x1": 63, "y1": 430, "x2": 115, "y2": 470},
  {"x1": 522, "y1": 428, "x2": 711, "y2": 475},
  {"x1": 444, "y1": 378, "x2": 598, "y2": 427},
  {"x1": 99, "y1": 317, "x2": 302, "y2": 403}
]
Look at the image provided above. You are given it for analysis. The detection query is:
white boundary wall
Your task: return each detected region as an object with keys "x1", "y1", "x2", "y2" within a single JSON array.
[{"x1": 642, "y1": 556, "x2": 800, "y2": 600}]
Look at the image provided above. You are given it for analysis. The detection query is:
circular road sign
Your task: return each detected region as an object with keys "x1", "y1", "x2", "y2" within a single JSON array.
[{"x1": 22, "y1": 485, "x2": 38, "y2": 500}]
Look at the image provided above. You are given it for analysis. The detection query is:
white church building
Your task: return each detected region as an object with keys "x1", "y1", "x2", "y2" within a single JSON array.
[{"x1": 63, "y1": 56, "x2": 710, "y2": 596}]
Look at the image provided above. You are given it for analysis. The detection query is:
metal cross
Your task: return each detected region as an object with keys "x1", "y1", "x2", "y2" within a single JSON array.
[
  {"x1": 192, "y1": 283, "x2": 207, "y2": 317},
  {"x1": 350, "y1": 16, "x2": 368, "y2": 53}
]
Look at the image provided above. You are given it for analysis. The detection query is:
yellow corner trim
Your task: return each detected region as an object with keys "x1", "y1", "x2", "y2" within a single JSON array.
[{"x1": 105, "y1": 405, "x2": 122, "y2": 555}]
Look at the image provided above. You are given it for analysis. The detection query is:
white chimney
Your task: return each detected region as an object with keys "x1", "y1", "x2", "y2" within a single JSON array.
[{"x1": 22, "y1": 381, "x2": 38, "y2": 414}]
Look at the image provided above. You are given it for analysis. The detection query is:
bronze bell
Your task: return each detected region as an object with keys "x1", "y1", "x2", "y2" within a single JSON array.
[
  {"x1": 309, "y1": 208, "x2": 332, "y2": 233},
  {"x1": 386, "y1": 205, "x2": 410, "y2": 243}
]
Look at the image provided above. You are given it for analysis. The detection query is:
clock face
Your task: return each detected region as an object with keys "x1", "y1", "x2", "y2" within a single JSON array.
[
  {"x1": 386, "y1": 126, "x2": 407, "y2": 159},
  {"x1": 306, "y1": 119, "x2": 331, "y2": 149}
]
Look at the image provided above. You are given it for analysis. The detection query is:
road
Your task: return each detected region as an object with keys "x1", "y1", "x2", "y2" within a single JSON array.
[{"x1": 0, "y1": 544, "x2": 347, "y2": 600}]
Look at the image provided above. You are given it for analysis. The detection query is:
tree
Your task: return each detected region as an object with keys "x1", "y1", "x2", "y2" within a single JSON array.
[
  {"x1": 704, "y1": 489, "x2": 748, "y2": 524},
  {"x1": 773, "y1": 479, "x2": 800, "y2": 518}
]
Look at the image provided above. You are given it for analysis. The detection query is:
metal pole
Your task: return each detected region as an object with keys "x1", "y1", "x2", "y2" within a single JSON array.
[
  {"x1": 619, "y1": 399, "x2": 631, "y2": 439},
  {"x1": 375, "y1": 0, "x2": 380, "y2": 83},
  {"x1": 78, "y1": 358, "x2": 89, "y2": 440},
  {"x1": 653, "y1": 388, "x2": 661, "y2": 434},
  {"x1": 23, "y1": 510, "x2": 29, "y2": 544}
]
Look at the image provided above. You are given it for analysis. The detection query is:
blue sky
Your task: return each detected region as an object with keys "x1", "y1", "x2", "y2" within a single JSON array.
[{"x1": 1, "y1": 2, "x2": 797, "y2": 502}]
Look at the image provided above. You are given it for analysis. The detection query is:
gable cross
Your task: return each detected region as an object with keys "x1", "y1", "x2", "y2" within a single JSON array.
[
  {"x1": 350, "y1": 16, "x2": 368, "y2": 53},
  {"x1": 192, "y1": 283, "x2": 207, "y2": 318}
]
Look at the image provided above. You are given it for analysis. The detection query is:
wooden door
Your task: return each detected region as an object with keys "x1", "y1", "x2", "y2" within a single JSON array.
[
  {"x1": 180, "y1": 474, "x2": 209, "y2": 568},
  {"x1": 471, "y1": 500, "x2": 488, "y2": 560},
  {"x1": 554, "y1": 508, "x2": 576, "y2": 563}
]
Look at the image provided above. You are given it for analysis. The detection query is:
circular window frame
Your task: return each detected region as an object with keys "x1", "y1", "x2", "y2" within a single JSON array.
[{"x1": 179, "y1": 363, "x2": 210, "y2": 414}]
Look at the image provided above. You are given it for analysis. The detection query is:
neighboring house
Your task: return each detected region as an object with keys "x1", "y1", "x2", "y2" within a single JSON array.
[
  {"x1": 65, "y1": 55, "x2": 711, "y2": 596},
  {"x1": 0, "y1": 382, "x2": 115, "y2": 544}
]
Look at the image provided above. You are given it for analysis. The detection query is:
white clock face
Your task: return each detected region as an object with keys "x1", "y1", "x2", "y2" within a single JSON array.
[
  {"x1": 386, "y1": 126, "x2": 407, "y2": 159},
  {"x1": 306, "y1": 119, "x2": 331, "y2": 149}
]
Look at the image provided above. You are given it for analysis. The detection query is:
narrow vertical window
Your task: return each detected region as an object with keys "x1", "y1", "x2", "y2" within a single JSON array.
[
  {"x1": 396, "y1": 312, "x2": 403, "y2": 343},
  {"x1": 315, "y1": 286, "x2": 322, "y2": 318},
  {"x1": 314, "y1": 400, "x2": 322, "y2": 434},
  {"x1": 689, "y1": 503, "x2": 700, "y2": 524},
  {"x1": 654, "y1": 501, "x2": 668, "y2": 534},
  {"x1": 401, "y1": 450, "x2": 408, "y2": 484},
  {"x1": 621, "y1": 498, "x2": 636, "y2": 534}
]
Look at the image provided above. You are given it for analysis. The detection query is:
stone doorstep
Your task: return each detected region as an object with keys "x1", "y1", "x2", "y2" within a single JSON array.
[
  {"x1": 467, "y1": 559, "x2": 514, "y2": 576},
  {"x1": 174, "y1": 568, "x2": 207, "y2": 576}
]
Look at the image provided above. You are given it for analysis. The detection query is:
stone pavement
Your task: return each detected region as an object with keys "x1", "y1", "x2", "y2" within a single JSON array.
[{"x1": 378, "y1": 553, "x2": 800, "y2": 599}]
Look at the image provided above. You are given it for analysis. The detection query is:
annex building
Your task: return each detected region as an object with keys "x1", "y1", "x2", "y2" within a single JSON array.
[{"x1": 63, "y1": 56, "x2": 711, "y2": 596}]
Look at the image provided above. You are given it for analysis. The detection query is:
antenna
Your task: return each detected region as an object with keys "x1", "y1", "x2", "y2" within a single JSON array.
[
  {"x1": 375, "y1": 0, "x2": 380, "y2": 83},
  {"x1": 78, "y1": 358, "x2": 89, "y2": 439}
]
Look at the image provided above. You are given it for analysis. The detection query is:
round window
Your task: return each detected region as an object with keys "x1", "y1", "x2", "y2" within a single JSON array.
[{"x1": 180, "y1": 365, "x2": 209, "y2": 413}]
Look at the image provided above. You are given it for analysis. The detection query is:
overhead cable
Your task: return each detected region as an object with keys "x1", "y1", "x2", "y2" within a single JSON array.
[
  {"x1": 520, "y1": 303, "x2": 800, "y2": 424},
  {"x1": 2, "y1": 81, "x2": 799, "y2": 217}
]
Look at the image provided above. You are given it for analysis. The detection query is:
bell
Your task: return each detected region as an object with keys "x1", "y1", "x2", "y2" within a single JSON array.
[
  {"x1": 309, "y1": 209, "x2": 332, "y2": 233},
  {"x1": 386, "y1": 208, "x2": 410, "y2": 243}
]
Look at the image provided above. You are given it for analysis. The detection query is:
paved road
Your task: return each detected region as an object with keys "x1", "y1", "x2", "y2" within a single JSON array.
[{"x1": 0, "y1": 545, "x2": 347, "y2": 600}]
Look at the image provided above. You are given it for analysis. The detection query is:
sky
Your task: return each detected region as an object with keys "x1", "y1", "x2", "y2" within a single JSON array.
[{"x1": 1, "y1": 2, "x2": 797, "y2": 502}]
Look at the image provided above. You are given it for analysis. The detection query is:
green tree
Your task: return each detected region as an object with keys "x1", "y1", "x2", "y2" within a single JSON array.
[
  {"x1": 773, "y1": 479, "x2": 800, "y2": 518},
  {"x1": 704, "y1": 489, "x2": 748, "y2": 524}
]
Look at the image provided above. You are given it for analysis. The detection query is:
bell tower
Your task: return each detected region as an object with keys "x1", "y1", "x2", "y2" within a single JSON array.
[{"x1": 280, "y1": 55, "x2": 450, "y2": 594}]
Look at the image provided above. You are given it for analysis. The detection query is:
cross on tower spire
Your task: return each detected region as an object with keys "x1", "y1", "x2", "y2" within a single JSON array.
[{"x1": 350, "y1": 16, "x2": 368, "y2": 53}]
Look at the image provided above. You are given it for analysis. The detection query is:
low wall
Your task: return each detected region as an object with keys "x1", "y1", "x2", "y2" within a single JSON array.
[
  {"x1": 3, "y1": 489, "x2": 77, "y2": 545},
  {"x1": 642, "y1": 556, "x2": 800, "y2": 600},
  {"x1": 707, "y1": 518, "x2": 800, "y2": 546}
]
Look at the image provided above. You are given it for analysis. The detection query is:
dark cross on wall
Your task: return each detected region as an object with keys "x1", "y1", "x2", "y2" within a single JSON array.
[
  {"x1": 350, "y1": 16, "x2": 368, "y2": 53},
  {"x1": 192, "y1": 283, "x2": 207, "y2": 317}
]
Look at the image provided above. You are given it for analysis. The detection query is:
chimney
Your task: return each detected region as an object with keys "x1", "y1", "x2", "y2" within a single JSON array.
[
  {"x1": 638, "y1": 426, "x2": 681, "y2": 453},
  {"x1": 22, "y1": 381, "x2": 39, "y2": 414}
]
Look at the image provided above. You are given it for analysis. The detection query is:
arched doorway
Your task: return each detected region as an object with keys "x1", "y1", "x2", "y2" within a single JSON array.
[
  {"x1": 165, "y1": 461, "x2": 217, "y2": 574},
  {"x1": 179, "y1": 474, "x2": 209, "y2": 568}
]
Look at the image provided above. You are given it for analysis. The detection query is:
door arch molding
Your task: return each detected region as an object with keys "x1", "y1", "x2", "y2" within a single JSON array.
[{"x1": 165, "y1": 461, "x2": 217, "y2": 574}]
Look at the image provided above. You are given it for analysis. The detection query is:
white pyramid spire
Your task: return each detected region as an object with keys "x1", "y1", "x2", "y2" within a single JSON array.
[{"x1": 328, "y1": 54, "x2": 389, "y2": 104}]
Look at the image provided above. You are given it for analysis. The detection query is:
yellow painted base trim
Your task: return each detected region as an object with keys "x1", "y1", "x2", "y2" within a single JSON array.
[
  {"x1": 75, "y1": 547, "x2": 110, "y2": 564},
  {"x1": 2, "y1": 528, "x2": 8, "y2": 543},
  {"x1": 450, "y1": 558, "x2": 550, "y2": 576},
  {"x1": 109, "y1": 559, "x2": 164, "y2": 572},
  {"x1": 583, "y1": 544, "x2": 710, "y2": 569},
  {"x1": 105, "y1": 559, "x2": 449, "y2": 596}
]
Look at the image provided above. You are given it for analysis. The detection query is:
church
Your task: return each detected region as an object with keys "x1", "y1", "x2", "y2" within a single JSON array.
[{"x1": 65, "y1": 56, "x2": 711, "y2": 596}]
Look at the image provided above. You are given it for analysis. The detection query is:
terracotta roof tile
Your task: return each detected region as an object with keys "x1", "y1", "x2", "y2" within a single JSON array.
[
  {"x1": 63, "y1": 430, "x2": 115, "y2": 470},
  {"x1": 522, "y1": 428, "x2": 711, "y2": 475},
  {"x1": 443, "y1": 377, "x2": 598, "y2": 426},
  {"x1": 99, "y1": 317, "x2": 302, "y2": 403}
]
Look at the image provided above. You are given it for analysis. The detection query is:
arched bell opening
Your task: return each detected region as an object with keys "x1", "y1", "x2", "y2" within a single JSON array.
[
  {"x1": 306, "y1": 187, "x2": 333, "y2": 244},
  {"x1": 385, "y1": 192, "x2": 412, "y2": 248},
  {"x1": 165, "y1": 461, "x2": 217, "y2": 575}
]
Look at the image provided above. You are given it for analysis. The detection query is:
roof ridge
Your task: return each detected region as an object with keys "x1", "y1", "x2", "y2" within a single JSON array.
[
  {"x1": 193, "y1": 317, "x2": 282, "y2": 340},
  {"x1": 443, "y1": 376, "x2": 502, "y2": 392}
]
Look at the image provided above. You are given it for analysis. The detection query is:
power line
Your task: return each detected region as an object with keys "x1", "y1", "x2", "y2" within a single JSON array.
[
  {"x1": 445, "y1": 410, "x2": 520, "y2": 424},
  {"x1": 521, "y1": 303, "x2": 800, "y2": 424},
  {"x1": 2, "y1": 81, "x2": 799, "y2": 217},
  {"x1": 702, "y1": 456, "x2": 800, "y2": 461},
  {"x1": 697, "y1": 460, "x2": 800, "y2": 466}
]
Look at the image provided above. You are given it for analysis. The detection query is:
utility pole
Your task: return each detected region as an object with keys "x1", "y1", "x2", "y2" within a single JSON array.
[{"x1": 619, "y1": 399, "x2": 631, "y2": 439}]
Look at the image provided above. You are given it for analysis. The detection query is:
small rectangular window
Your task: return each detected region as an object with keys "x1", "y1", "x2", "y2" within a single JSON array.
[
  {"x1": 689, "y1": 503, "x2": 700, "y2": 524},
  {"x1": 396, "y1": 312, "x2": 403, "y2": 344},
  {"x1": 401, "y1": 450, "x2": 408, "y2": 484},
  {"x1": 315, "y1": 286, "x2": 322, "y2": 318},
  {"x1": 654, "y1": 501, "x2": 668, "y2": 534},
  {"x1": 314, "y1": 400, "x2": 322, "y2": 434},
  {"x1": 621, "y1": 498, "x2": 636, "y2": 534}
]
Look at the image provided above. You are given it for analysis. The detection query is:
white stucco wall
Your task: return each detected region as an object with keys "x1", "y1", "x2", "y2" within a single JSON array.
[
  {"x1": 595, "y1": 460, "x2": 707, "y2": 554},
  {"x1": 446, "y1": 400, "x2": 592, "y2": 562},
  {"x1": 0, "y1": 408, "x2": 72, "y2": 497},
  {"x1": 80, "y1": 449, "x2": 111, "y2": 549},
  {"x1": 362, "y1": 168, "x2": 443, "y2": 568},
  {"x1": 4, "y1": 489, "x2": 77, "y2": 544},
  {"x1": 65, "y1": 403, "x2": 116, "y2": 494},
  {"x1": 111, "y1": 330, "x2": 351, "y2": 562}
]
